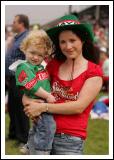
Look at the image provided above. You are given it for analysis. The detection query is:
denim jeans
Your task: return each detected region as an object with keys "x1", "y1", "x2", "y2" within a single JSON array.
[
  {"x1": 51, "y1": 133, "x2": 84, "y2": 155},
  {"x1": 27, "y1": 113, "x2": 56, "y2": 154}
]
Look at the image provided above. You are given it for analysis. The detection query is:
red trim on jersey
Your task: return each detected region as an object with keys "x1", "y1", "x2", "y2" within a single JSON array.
[
  {"x1": 25, "y1": 77, "x2": 37, "y2": 90},
  {"x1": 36, "y1": 70, "x2": 49, "y2": 80}
]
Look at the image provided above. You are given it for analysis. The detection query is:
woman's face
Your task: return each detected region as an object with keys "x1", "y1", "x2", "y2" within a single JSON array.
[{"x1": 59, "y1": 30, "x2": 83, "y2": 60}]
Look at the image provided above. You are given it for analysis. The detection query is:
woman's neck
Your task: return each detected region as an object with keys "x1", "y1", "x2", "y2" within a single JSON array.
[{"x1": 65, "y1": 55, "x2": 86, "y2": 66}]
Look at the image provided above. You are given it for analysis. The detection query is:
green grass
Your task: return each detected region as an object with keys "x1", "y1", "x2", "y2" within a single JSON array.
[
  {"x1": 84, "y1": 91, "x2": 109, "y2": 155},
  {"x1": 5, "y1": 113, "x2": 109, "y2": 155},
  {"x1": 84, "y1": 118, "x2": 109, "y2": 155},
  {"x1": 5, "y1": 113, "x2": 22, "y2": 155}
]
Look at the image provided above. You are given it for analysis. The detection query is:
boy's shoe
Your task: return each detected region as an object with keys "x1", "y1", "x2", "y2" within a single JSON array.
[{"x1": 19, "y1": 144, "x2": 29, "y2": 155}]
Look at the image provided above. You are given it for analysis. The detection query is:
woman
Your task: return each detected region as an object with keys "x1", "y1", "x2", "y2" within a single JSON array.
[{"x1": 23, "y1": 14, "x2": 103, "y2": 155}]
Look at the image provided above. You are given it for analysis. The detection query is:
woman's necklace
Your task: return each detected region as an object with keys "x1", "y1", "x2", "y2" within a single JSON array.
[
  {"x1": 70, "y1": 59, "x2": 75, "y2": 81},
  {"x1": 66, "y1": 59, "x2": 75, "y2": 94}
]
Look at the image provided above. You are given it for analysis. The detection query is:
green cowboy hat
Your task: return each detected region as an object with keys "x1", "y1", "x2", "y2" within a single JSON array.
[{"x1": 46, "y1": 14, "x2": 94, "y2": 43}]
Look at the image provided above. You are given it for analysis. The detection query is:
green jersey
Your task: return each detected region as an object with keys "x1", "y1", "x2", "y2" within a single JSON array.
[{"x1": 15, "y1": 62, "x2": 51, "y2": 99}]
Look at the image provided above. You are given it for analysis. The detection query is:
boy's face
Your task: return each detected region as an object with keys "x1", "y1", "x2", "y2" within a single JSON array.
[{"x1": 26, "y1": 46, "x2": 46, "y2": 65}]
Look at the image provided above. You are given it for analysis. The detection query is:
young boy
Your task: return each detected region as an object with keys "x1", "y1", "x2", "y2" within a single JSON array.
[{"x1": 9, "y1": 30, "x2": 56, "y2": 154}]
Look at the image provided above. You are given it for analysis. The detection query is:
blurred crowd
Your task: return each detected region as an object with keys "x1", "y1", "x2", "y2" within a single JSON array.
[{"x1": 5, "y1": 12, "x2": 109, "y2": 150}]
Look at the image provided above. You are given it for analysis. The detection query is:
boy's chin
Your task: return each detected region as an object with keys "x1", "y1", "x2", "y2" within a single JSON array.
[{"x1": 30, "y1": 61, "x2": 40, "y2": 65}]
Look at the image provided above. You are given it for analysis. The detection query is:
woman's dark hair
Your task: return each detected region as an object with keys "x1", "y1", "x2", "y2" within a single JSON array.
[
  {"x1": 16, "y1": 14, "x2": 29, "y2": 29},
  {"x1": 52, "y1": 28, "x2": 100, "y2": 64}
]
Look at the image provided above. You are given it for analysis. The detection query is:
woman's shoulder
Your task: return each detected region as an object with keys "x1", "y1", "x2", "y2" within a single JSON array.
[
  {"x1": 88, "y1": 61, "x2": 102, "y2": 70},
  {"x1": 46, "y1": 58, "x2": 62, "y2": 74},
  {"x1": 86, "y1": 61, "x2": 103, "y2": 78},
  {"x1": 48, "y1": 58, "x2": 62, "y2": 66}
]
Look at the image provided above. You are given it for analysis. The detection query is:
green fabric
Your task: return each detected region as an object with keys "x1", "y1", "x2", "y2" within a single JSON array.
[
  {"x1": 15, "y1": 62, "x2": 51, "y2": 99},
  {"x1": 46, "y1": 14, "x2": 95, "y2": 42}
]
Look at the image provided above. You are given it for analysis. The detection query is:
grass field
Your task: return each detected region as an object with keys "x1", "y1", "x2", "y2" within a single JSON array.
[{"x1": 5, "y1": 113, "x2": 109, "y2": 155}]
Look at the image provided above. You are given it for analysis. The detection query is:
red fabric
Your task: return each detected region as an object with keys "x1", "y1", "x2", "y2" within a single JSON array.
[
  {"x1": 25, "y1": 77, "x2": 37, "y2": 90},
  {"x1": 103, "y1": 98, "x2": 109, "y2": 106},
  {"x1": 103, "y1": 76, "x2": 109, "y2": 81},
  {"x1": 47, "y1": 59, "x2": 103, "y2": 139},
  {"x1": 36, "y1": 70, "x2": 49, "y2": 80}
]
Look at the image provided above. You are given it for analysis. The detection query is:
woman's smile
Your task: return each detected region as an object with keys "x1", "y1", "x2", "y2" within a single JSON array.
[{"x1": 59, "y1": 30, "x2": 83, "y2": 59}]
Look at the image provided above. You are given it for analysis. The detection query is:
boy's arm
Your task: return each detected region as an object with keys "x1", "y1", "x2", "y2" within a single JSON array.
[{"x1": 34, "y1": 87, "x2": 55, "y2": 103}]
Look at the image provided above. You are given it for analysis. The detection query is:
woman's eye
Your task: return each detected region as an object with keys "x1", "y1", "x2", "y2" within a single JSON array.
[
  {"x1": 70, "y1": 39, "x2": 76, "y2": 42},
  {"x1": 60, "y1": 40, "x2": 65, "y2": 44}
]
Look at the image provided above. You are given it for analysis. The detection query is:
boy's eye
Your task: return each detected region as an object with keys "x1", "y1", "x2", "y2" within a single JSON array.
[
  {"x1": 30, "y1": 52, "x2": 35, "y2": 55},
  {"x1": 29, "y1": 51, "x2": 44, "y2": 57},
  {"x1": 38, "y1": 55, "x2": 43, "y2": 58}
]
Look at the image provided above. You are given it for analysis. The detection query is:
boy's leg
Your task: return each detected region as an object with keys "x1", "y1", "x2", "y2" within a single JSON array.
[
  {"x1": 34, "y1": 113, "x2": 56, "y2": 151},
  {"x1": 19, "y1": 143, "x2": 29, "y2": 155},
  {"x1": 27, "y1": 127, "x2": 36, "y2": 155},
  {"x1": 19, "y1": 127, "x2": 35, "y2": 155}
]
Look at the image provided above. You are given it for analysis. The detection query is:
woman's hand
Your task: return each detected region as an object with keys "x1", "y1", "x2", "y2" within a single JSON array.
[
  {"x1": 22, "y1": 94, "x2": 45, "y2": 107},
  {"x1": 24, "y1": 101, "x2": 46, "y2": 118},
  {"x1": 22, "y1": 94, "x2": 31, "y2": 107}
]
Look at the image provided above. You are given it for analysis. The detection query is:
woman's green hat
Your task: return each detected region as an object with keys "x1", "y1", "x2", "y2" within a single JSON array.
[{"x1": 46, "y1": 14, "x2": 94, "y2": 42}]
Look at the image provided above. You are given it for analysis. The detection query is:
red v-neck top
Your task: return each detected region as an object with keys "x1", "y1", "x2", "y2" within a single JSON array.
[{"x1": 46, "y1": 59, "x2": 103, "y2": 139}]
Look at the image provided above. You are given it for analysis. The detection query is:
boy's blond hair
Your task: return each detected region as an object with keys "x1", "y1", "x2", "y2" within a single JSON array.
[{"x1": 20, "y1": 30, "x2": 53, "y2": 56}]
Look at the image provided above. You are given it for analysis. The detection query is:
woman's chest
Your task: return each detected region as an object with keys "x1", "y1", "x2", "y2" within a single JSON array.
[
  {"x1": 58, "y1": 63, "x2": 88, "y2": 81},
  {"x1": 51, "y1": 74, "x2": 86, "y2": 102}
]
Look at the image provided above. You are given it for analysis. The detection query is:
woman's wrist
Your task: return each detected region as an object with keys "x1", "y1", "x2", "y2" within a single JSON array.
[{"x1": 41, "y1": 103, "x2": 49, "y2": 113}]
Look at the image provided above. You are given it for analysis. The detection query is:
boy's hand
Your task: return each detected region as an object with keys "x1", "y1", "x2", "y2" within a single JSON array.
[{"x1": 46, "y1": 93, "x2": 56, "y2": 103}]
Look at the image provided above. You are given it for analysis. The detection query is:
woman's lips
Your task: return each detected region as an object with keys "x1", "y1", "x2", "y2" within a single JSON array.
[{"x1": 66, "y1": 51, "x2": 74, "y2": 54}]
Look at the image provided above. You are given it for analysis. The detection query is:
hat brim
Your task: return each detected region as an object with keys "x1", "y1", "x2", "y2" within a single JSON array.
[{"x1": 46, "y1": 23, "x2": 94, "y2": 43}]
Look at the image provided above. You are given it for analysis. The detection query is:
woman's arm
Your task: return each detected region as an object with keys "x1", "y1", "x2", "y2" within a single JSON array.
[
  {"x1": 48, "y1": 76, "x2": 103, "y2": 114},
  {"x1": 23, "y1": 76, "x2": 103, "y2": 117},
  {"x1": 22, "y1": 94, "x2": 45, "y2": 106}
]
